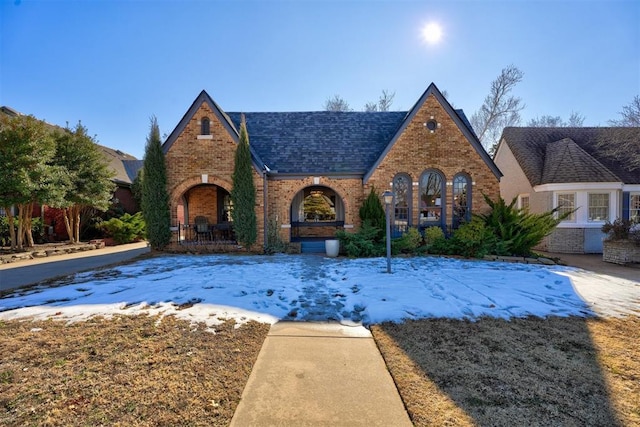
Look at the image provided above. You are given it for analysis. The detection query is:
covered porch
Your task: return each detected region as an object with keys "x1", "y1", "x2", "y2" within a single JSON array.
[
  {"x1": 174, "y1": 183, "x2": 236, "y2": 245},
  {"x1": 290, "y1": 186, "x2": 345, "y2": 252}
]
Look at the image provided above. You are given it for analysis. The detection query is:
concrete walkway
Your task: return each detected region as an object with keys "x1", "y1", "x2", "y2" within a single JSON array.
[
  {"x1": 230, "y1": 322, "x2": 412, "y2": 427},
  {"x1": 0, "y1": 241, "x2": 150, "y2": 292}
]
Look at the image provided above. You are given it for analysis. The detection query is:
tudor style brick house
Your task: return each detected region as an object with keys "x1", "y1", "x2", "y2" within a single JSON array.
[{"x1": 162, "y1": 83, "x2": 502, "y2": 251}]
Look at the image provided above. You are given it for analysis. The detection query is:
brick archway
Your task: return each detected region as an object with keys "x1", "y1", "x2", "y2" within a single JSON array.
[
  {"x1": 169, "y1": 175, "x2": 233, "y2": 225},
  {"x1": 283, "y1": 180, "x2": 350, "y2": 225}
]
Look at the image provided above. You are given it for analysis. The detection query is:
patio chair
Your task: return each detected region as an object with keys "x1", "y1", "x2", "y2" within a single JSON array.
[{"x1": 194, "y1": 216, "x2": 211, "y2": 242}]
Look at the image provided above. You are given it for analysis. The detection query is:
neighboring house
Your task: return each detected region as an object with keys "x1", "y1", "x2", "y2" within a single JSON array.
[
  {"x1": 100, "y1": 146, "x2": 143, "y2": 215},
  {"x1": 163, "y1": 83, "x2": 502, "y2": 251},
  {"x1": 494, "y1": 127, "x2": 640, "y2": 254}
]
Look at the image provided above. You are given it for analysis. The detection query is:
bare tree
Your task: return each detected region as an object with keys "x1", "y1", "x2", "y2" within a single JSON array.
[
  {"x1": 324, "y1": 95, "x2": 352, "y2": 112},
  {"x1": 596, "y1": 127, "x2": 640, "y2": 171},
  {"x1": 471, "y1": 65, "x2": 525, "y2": 154},
  {"x1": 608, "y1": 95, "x2": 640, "y2": 127},
  {"x1": 364, "y1": 90, "x2": 396, "y2": 112},
  {"x1": 527, "y1": 111, "x2": 585, "y2": 127}
]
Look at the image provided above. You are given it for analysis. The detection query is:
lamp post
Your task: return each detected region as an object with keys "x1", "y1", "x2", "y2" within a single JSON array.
[{"x1": 382, "y1": 190, "x2": 394, "y2": 274}]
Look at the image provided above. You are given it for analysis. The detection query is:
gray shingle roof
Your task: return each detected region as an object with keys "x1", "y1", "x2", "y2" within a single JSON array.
[
  {"x1": 541, "y1": 138, "x2": 620, "y2": 184},
  {"x1": 226, "y1": 111, "x2": 407, "y2": 175},
  {"x1": 501, "y1": 127, "x2": 640, "y2": 185}
]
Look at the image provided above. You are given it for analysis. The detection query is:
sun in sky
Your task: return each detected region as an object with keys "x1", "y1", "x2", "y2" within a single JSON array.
[{"x1": 422, "y1": 21, "x2": 443, "y2": 45}]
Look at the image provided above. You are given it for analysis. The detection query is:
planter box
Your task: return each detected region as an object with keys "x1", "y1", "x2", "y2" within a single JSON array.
[
  {"x1": 325, "y1": 239, "x2": 340, "y2": 257},
  {"x1": 603, "y1": 240, "x2": 640, "y2": 265}
]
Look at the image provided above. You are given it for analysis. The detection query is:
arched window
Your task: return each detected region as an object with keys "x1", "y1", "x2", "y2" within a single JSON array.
[
  {"x1": 419, "y1": 169, "x2": 445, "y2": 229},
  {"x1": 201, "y1": 117, "x2": 210, "y2": 135},
  {"x1": 392, "y1": 173, "x2": 411, "y2": 236},
  {"x1": 452, "y1": 173, "x2": 471, "y2": 228}
]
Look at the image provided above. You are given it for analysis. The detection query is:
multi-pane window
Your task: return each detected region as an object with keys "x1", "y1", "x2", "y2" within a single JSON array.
[
  {"x1": 557, "y1": 193, "x2": 575, "y2": 221},
  {"x1": 419, "y1": 170, "x2": 444, "y2": 227},
  {"x1": 519, "y1": 194, "x2": 530, "y2": 210},
  {"x1": 452, "y1": 174, "x2": 471, "y2": 227},
  {"x1": 631, "y1": 194, "x2": 640, "y2": 224},
  {"x1": 392, "y1": 174, "x2": 411, "y2": 234},
  {"x1": 588, "y1": 193, "x2": 609, "y2": 221},
  {"x1": 201, "y1": 117, "x2": 210, "y2": 135}
]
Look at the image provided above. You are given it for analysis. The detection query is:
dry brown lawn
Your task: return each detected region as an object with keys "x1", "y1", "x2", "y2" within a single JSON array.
[
  {"x1": 0, "y1": 315, "x2": 269, "y2": 427},
  {"x1": 2, "y1": 311, "x2": 638, "y2": 427},
  {"x1": 372, "y1": 315, "x2": 640, "y2": 427}
]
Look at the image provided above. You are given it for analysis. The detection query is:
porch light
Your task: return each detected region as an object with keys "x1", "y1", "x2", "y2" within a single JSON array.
[{"x1": 382, "y1": 190, "x2": 394, "y2": 273}]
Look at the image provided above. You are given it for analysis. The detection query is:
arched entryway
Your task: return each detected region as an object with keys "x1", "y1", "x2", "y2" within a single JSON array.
[
  {"x1": 177, "y1": 184, "x2": 234, "y2": 242},
  {"x1": 290, "y1": 186, "x2": 345, "y2": 251}
]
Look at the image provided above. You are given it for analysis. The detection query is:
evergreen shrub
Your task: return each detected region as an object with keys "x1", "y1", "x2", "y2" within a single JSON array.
[{"x1": 100, "y1": 212, "x2": 146, "y2": 244}]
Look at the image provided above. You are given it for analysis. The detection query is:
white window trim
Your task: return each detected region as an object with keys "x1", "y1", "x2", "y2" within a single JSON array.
[
  {"x1": 553, "y1": 190, "x2": 619, "y2": 228},
  {"x1": 587, "y1": 192, "x2": 610, "y2": 223},
  {"x1": 629, "y1": 192, "x2": 640, "y2": 223},
  {"x1": 555, "y1": 192, "x2": 576, "y2": 223},
  {"x1": 535, "y1": 182, "x2": 622, "y2": 192},
  {"x1": 518, "y1": 193, "x2": 530, "y2": 210}
]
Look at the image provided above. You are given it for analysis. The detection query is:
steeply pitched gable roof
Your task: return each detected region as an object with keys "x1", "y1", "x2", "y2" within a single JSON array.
[
  {"x1": 226, "y1": 111, "x2": 406, "y2": 175},
  {"x1": 162, "y1": 91, "x2": 266, "y2": 171},
  {"x1": 500, "y1": 127, "x2": 640, "y2": 185},
  {"x1": 363, "y1": 83, "x2": 501, "y2": 182}
]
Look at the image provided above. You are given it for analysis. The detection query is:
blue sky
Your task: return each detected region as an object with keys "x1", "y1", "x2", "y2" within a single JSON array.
[{"x1": 1, "y1": 0, "x2": 638, "y2": 159}]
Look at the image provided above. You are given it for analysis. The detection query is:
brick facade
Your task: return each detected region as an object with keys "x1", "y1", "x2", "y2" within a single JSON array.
[
  {"x1": 163, "y1": 87, "x2": 501, "y2": 250},
  {"x1": 164, "y1": 102, "x2": 265, "y2": 248},
  {"x1": 366, "y1": 94, "x2": 500, "y2": 225}
]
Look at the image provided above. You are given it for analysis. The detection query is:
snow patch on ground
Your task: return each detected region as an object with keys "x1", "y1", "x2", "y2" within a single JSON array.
[{"x1": 1, "y1": 254, "x2": 638, "y2": 328}]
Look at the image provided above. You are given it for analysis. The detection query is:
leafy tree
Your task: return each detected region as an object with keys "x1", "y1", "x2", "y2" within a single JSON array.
[
  {"x1": 0, "y1": 113, "x2": 62, "y2": 249},
  {"x1": 471, "y1": 65, "x2": 525, "y2": 154},
  {"x1": 324, "y1": 95, "x2": 352, "y2": 112},
  {"x1": 51, "y1": 122, "x2": 115, "y2": 244},
  {"x1": 364, "y1": 90, "x2": 395, "y2": 112},
  {"x1": 141, "y1": 116, "x2": 171, "y2": 249},
  {"x1": 609, "y1": 95, "x2": 640, "y2": 126},
  {"x1": 527, "y1": 112, "x2": 585, "y2": 127},
  {"x1": 231, "y1": 115, "x2": 257, "y2": 249}
]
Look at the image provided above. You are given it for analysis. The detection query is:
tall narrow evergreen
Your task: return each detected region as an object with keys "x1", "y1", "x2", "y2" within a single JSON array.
[
  {"x1": 141, "y1": 116, "x2": 171, "y2": 250},
  {"x1": 231, "y1": 115, "x2": 257, "y2": 249}
]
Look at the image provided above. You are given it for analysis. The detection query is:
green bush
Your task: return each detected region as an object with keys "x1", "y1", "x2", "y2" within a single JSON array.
[
  {"x1": 423, "y1": 226, "x2": 444, "y2": 245},
  {"x1": 476, "y1": 194, "x2": 570, "y2": 256},
  {"x1": 0, "y1": 216, "x2": 45, "y2": 246},
  {"x1": 359, "y1": 187, "x2": 385, "y2": 237},
  {"x1": 336, "y1": 222, "x2": 385, "y2": 257},
  {"x1": 392, "y1": 227, "x2": 423, "y2": 254},
  {"x1": 420, "y1": 226, "x2": 449, "y2": 254},
  {"x1": 264, "y1": 216, "x2": 288, "y2": 254},
  {"x1": 449, "y1": 218, "x2": 496, "y2": 258},
  {"x1": 100, "y1": 212, "x2": 145, "y2": 244}
]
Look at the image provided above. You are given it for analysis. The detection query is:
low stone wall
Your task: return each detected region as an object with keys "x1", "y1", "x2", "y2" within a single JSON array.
[
  {"x1": 603, "y1": 240, "x2": 640, "y2": 265},
  {"x1": 0, "y1": 243, "x2": 100, "y2": 265}
]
